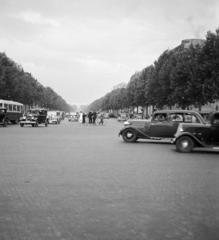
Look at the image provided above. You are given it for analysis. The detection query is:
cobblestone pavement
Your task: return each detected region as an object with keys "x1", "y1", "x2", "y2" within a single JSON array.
[{"x1": 0, "y1": 120, "x2": 218, "y2": 240}]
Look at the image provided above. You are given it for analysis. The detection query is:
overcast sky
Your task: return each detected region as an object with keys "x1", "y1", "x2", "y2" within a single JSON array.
[{"x1": 0, "y1": 0, "x2": 219, "y2": 105}]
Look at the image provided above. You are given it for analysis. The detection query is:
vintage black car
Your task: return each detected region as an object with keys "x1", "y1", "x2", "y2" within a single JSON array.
[
  {"x1": 119, "y1": 110, "x2": 205, "y2": 143},
  {"x1": 0, "y1": 108, "x2": 7, "y2": 127},
  {"x1": 20, "y1": 109, "x2": 48, "y2": 127},
  {"x1": 174, "y1": 112, "x2": 219, "y2": 152}
]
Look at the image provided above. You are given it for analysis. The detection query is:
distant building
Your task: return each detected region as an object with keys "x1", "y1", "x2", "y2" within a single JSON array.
[{"x1": 113, "y1": 82, "x2": 126, "y2": 90}]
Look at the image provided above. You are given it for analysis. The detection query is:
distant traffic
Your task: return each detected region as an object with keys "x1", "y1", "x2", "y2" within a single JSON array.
[{"x1": 1, "y1": 98, "x2": 218, "y2": 153}]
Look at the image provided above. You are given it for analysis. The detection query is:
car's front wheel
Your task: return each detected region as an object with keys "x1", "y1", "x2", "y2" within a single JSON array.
[
  {"x1": 122, "y1": 129, "x2": 137, "y2": 143},
  {"x1": 176, "y1": 136, "x2": 194, "y2": 153}
]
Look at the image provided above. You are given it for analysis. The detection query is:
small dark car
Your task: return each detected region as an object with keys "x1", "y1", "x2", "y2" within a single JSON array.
[
  {"x1": 119, "y1": 110, "x2": 205, "y2": 143},
  {"x1": 20, "y1": 109, "x2": 48, "y2": 127},
  {"x1": 0, "y1": 108, "x2": 7, "y2": 127},
  {"x1": 174, "y1": 112, "x2": 219, "y2": 152}
]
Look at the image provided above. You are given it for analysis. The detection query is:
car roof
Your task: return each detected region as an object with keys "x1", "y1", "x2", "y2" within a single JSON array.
[
  {"x1": 30, "y1": 108, "x2": 47, "y2": 111},
  {"x1": 153, "y1": 110, "x2": 200, "y2": 114}
]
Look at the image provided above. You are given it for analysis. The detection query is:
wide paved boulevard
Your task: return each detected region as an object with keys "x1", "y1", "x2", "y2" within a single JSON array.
[{"x1": 0, "y1": 119, "x2": 218, "y2": 240}]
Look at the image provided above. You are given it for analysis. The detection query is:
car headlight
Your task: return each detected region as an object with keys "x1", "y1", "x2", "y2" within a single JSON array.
[{"x1": 124, "y1": 121, "x2": 131, "y2": 126}]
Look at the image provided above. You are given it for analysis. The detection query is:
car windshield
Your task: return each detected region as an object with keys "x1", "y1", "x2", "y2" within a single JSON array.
[
  {"x1": 39, "y1": 111, "x2": 46, "y2": 115},
  {"x1": 29, "y1": 110, "x2": 39, "y2": 114}
]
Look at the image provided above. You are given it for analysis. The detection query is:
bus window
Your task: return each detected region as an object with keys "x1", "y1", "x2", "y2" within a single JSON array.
[
  {"x1": 13, "y1": 105, "x2": 17, "y2": 112},
  {"x1": 4, "y1": 104, "x2": 8, "y2": 109},
  {"x1": 9, "y1": 104, "x2": 12, "y2": 111},
  {"x1": 0, "y1": 103, "x2": 2, "y2": 107},
  {"x1": 17, "y1": 106, "x2": 20, "y2": 112}
]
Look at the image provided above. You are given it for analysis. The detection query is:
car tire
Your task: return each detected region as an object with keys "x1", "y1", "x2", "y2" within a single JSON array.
[
  {"x1": 20, "y1": 123, "x2": 24, "y2": 127},
  {"x1": 122, "y1": 129, "x2": 137, "y2": 143},
  {"x1": 3, "y1": 120, "x2": 8, "y2": 127},
  {"x1": 176, "y1": 136, "x2": 194, "y2": 153}
]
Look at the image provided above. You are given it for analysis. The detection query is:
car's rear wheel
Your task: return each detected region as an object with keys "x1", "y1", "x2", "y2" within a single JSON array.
[
  {"x1": 176, "y1": 136, "x2": 194, "y2": 153},
  {"x1": 122, "y1": 129, "x2": 137, "y2": 143},
  {"x1": 20, "y1": 123, "x2": 24, "y2": 127}
]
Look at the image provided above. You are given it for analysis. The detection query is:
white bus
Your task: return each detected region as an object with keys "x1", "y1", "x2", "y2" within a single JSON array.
[{"x1": 0, "y1": 99, "x2": 23, "y2": 123}]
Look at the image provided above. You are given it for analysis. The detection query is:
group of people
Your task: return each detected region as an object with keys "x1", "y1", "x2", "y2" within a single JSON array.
[{"x1": 79, "y1": 111, "x2": 104, "y2": 125}]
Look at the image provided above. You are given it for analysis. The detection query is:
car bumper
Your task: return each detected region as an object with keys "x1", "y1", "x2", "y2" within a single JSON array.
[{"x1": 20, "y1": 120, "x2": 36, "y2": 124}]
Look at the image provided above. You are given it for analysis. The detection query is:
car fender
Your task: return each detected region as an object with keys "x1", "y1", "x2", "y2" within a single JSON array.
[
  {"x1": 175, "y1": 132, "x2": 206, "y2": 147},
  {"x1": 119, "y1": 127, "x2": 150, "y2": 139}
]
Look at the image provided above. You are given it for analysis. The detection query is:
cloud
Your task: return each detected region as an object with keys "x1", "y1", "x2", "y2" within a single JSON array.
[
  {"x1": 1, "y1": 0, "x2": 219, "y2": 105},
  {"x1": 12, "y1": 10, "x2": 60, "y2": 27}
]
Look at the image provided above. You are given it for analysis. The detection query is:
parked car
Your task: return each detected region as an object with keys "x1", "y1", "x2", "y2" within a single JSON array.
[
  {"x1": 103, "y1": 113, "x2": 110, "y2": 119},
  {"x1": 117, "y1": 113, "x2": 128, "y2": 122},
  {"x1": 67, "y1": 112, "x2": 79, "y2": 122},
  {"x1": 119, "y1": 110, "x2": 205, "y2": 143},
  {"x1": 20, "y1": 109, "x2": 48, "y2": 127},
  {"x1": 68, "y1": 114, "x2": 79, "y2": 122},
  {"x1": 47, "y1": 111, "x2": 61, "y2": 124},
  {"x1": 0, "y1": 108, "x2": 7, "y2": 127},
  {"x1": 174, "y1": 112, "x2": 219, "y2": 152}
]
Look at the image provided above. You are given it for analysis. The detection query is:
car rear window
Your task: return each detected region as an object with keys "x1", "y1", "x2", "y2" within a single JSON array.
[{"x1": 184, "y1": 113, "x2": 200, "y2": 123}]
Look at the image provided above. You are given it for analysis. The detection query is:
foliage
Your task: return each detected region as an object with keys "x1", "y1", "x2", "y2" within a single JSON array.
[
  {"x1": 88, "y1": 28, "x2": 219, "y2": 112},
  {"x1": 0, "y1": 52, "x2": 71, "y2": 111}
]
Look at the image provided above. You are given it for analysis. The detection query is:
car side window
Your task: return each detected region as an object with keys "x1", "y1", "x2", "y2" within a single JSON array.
[
  {"x1": 169, "y1": 113, "x2": 183, "y2": 122},
  {"x1": 184, "y1": 113, "x2": 200, "y2": 123},
  {"x1": 153, "y1": 113, "x2": 167, "y2": 121}
]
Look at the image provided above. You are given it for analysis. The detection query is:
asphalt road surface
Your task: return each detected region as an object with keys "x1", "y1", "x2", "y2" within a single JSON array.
[{"x1": 0, "y1": 119, "x2": 218, "y2": 240}]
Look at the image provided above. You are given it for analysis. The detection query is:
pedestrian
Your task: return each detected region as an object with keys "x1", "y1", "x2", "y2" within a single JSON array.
[
  {"x1": 88, "y1": 111, "x2": 92, "y2": 124},
  {"x1": 79, "y1": 111, "x2": 83, "y2": 123},
  {"x1": 98, "y1": 113, "x2": 104, "y2": 125},
  {"x1": 92, "y1": 111, "x2": 97, "y2": 124},
  {"x1": 82, "y1": 112, "x2": 86, "y2": 124}
]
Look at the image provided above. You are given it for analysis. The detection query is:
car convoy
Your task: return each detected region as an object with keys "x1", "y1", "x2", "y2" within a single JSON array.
[{"x1": 119, "y1": 109, "x2": 219, "y2": 153}]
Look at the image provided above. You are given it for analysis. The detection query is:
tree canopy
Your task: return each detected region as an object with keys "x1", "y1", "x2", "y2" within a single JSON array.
[
  {"x1": 0, "y1": 52, "x2": 72, "y2": 112},
  {"x1": 88, "y1": 28, "x2": 219, "y2": 112}
]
